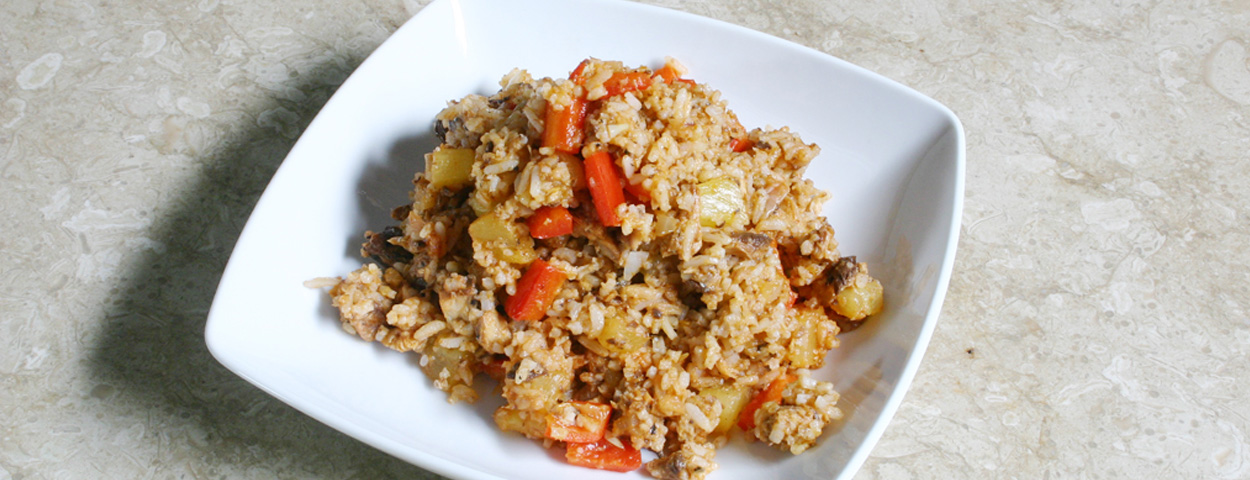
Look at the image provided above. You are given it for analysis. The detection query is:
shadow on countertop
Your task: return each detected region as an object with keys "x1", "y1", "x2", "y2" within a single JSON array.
[{"x1": 88, "y1": 55, "x2": 442, "y2": 479}]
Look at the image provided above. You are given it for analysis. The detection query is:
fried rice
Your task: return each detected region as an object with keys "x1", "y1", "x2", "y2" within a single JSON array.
[{"x1": 322, "y1": 57, "x2": 884, "y2": 479}]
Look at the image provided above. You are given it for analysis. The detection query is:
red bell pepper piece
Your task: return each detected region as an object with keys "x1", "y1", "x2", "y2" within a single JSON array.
[
  {"x1": 542, "y1": 97, "x2": 589, "y2": 154},
  {"x1": 653, "y1": 64, "x2": 695, "y2": 86},
  {"x1": 527, "y1": 206, "x2": 574, "y2": 239},
  {"x1": 737, "y1": 373, "x2": 797, "y2": 431},
  {"x1": 603, "y1": 71, "x2": 654, "y2": 97},
  {"x1": 570, "y1": 59, "x2": 590, "y2": 85},
  {"x1": 729, "y1": 137, "x2": 755, "y2": 152},
  {"x1": 582, "y1": 151, "x2": 627, "y2": 227},
  {"x1": 622, "y1": 178, "x2": 651, "y2": 203},
  {"x1": 504, "y1": 259, "x2": 567, "y2": 322},
  {"x1": 565, "y1": 438, "x2": 642, "y2": 472},
  {"x1": 653, "y1": 64, "x2": 680, "y2": 83},
  {"x1": 480, "y1": 355, "x2": 508, "y2": 382}
]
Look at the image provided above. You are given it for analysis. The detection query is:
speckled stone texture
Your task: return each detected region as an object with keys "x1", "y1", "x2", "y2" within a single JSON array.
[{"x1": 1, "y1": 0, "x2": 1247, "y2": 479}]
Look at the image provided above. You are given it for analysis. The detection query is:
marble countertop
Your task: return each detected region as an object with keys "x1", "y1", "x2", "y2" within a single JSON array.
[{"x1": 3, "y1": 0, "x2": 1248, "y2": 478}]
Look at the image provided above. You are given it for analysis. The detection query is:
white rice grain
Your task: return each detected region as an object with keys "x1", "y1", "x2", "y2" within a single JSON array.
[
  {"x1": 623, "y1": 92, "x2": 642, "y2": 110},
  {"x1": 622, "y1": 251, "x2": 647, "y2": 282},
  {"x1": 439, "y1": 336, "x2": 465, "y2": 349},
  {"x1": 303, "y1": 277, "x2": 340, "y2": 289},
  {"x1": 413, "y1": 321, "x2": 446, "y2": 344},
  {"x1": 660, "y1": 317, "x2": 677, "y2": 340},
  {"x1": 769, "y1": 424, "x2": 785, "y2": 444},
  {"x1": 606, "y1": 436, "x2": 625, "y2": 449},
  {"x1": 683, "y1": 255, "x2": 719, "y2": 269},
  {"x1": 589, "y1": 303, "x2": 606, "y2": 335},
  {"x1": 686, "y1": 402, "x2": 713, "y2": 433}
]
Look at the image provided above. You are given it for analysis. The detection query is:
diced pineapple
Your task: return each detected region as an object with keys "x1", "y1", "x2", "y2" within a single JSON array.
[
  {"x1": 494, "y1": 406, "x2": 548, "y2": 439},
  {"x1": 506, "y1": 358, "x2": 569, "y2": 411},
  {"x1": 593, "y1": 312, "x2": 648, "y2": 354},
  {"x1": 419, "y1": 344, "x2": 471, "y2": 382},
  {"x1": 831, "y1": 278, "x2": 884, "y2": 320},
  {"x1": 426, "y1": 147, "x2": 475, "y2": 190},
  {"x1": 696, "y1": 176, "x2": 745, "y2": 227},
  {"x1": 468, "y1": 213, "x2": 537, "y2": 265},
  {"x1": 700, "y1": 385, "x2": 751, "y2": 434},
  {"x1": 469, "y1": 199, "x2": 491, "y2": 218},
  {"x1": 787, "y1": 305, "x2": 838, "y2": 369},
  {"x1": 544, "y1": 401, "x2": 611, "y2": 442}
]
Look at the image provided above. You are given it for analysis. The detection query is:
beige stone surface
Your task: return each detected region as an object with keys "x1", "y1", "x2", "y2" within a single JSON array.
[{"x1": 1, "y1": 0, "x2": 1247, "y2": 478}]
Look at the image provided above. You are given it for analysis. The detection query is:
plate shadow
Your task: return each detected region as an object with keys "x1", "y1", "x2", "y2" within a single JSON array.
[{"x1": 88, "y1": 54, "x2": 445, "y2": 479}]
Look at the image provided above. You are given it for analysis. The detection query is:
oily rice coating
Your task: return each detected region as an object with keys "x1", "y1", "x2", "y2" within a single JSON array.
[{"x1": 327, "y1": 58, "x2": 883, "y2": 479}]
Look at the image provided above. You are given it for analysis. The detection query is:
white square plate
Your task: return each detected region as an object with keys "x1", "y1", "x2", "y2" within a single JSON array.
[{"x1": 205, "y1": 0, "x2": 965, "y2": 478}]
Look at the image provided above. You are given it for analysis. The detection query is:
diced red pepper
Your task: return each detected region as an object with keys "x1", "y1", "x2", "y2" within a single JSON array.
[
  {"x1": 729, "y1": 137, "x2": 755, "y2": 152},
  {"x1": 545, "y1": 401, "x2": 612, "y2": 443},
  {"x1": 737, "y1": 373, "x2": 797, "y2": 431},
  {"x1": 543, "y1": 96, "x2": 589, "y2": 154},
  {"x1": 527, "y1": 206, "x2": 574, "y2": 239},
  {"x1": 570, "y1": 59, "x2": 590, "y2": 85},
  {"x1": 480, "y1": 355, "x2": 508, "y2": 382},
  {"x1": 653, "y1": 64, "x2": 681, "y2": 83},
  {"x1": 622, "y1": 178, "x2": 651, "y2": 203},
  {"x1": 653, "y1": 64, "x2": 695, "y2": 86},
  {"x1": 504, "y1": 259, "x2": 567, "y2": 322},
  {"x1": 603, "y1": 71, "x2": 654, "y2": 97},
  {"x1": 582, "y1": 151, "x2": 626, "y2": 227},
  {"x1": 565, "y1": 438, "x2": 642, "y2": 472}
]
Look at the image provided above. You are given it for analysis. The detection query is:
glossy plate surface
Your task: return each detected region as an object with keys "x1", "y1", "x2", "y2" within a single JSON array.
[{"x1": 205, "y1": 0, "x2": 965, "y2": 478}]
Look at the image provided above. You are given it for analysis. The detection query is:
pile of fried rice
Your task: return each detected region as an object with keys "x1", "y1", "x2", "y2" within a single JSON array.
[{"x1": 321, "y1": 58, "x2": 883, "y2": 479}]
